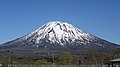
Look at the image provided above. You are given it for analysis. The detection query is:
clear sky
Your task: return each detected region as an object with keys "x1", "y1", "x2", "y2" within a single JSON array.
[{"x1": 0, "y1": 0, "x2": 120, "y2": 44}]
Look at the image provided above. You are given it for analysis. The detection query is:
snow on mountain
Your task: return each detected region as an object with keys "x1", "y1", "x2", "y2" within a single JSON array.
[
  {"x1": 1, "y1": 21, "x2": 120, "y2": 55},
  {"x1": 18, "y1": 21, "x2": 96, "y2": 46}
]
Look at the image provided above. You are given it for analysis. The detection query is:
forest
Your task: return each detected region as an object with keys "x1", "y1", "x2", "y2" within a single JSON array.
[{"x1": 0, "y1": 48, "x2": 120, "y2": 65}]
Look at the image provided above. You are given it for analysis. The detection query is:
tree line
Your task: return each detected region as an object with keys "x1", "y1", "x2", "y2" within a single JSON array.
[{"x1": 0, "y1": 48, "x2": 120, "y2": 65}]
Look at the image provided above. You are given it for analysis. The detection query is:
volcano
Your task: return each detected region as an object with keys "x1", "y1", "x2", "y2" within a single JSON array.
[{"x1": 0, "y1": 21, "x2": 119, "y2": 56}]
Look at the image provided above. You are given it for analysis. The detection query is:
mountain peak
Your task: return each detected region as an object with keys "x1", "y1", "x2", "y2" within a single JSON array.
[
  {"x1": 20, "y1": 21, "x2": 95, "y2": 46},
  {"x1": 1, "y1": 21, "x2": 119, "y2": 55}
]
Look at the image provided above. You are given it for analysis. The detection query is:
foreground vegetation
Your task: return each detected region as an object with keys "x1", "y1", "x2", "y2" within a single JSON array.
[{"x1": 0, "y1": 48, "x2": 120, "y2": 65}]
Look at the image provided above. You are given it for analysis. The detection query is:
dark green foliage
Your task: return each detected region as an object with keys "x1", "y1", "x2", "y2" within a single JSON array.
[
  {"x1": 35, "y1": 59, "x2": 51, "y2": 65},
  {"x1": 78, "y1": 50, "x2": 111, "y2": 65},
  {"x1": 1, "y1": 50, "x2": 120, "y2": 65},
  {"x1": 112, "y1": 48, "x2": 120, "y2": 58},
  {"x1": 57, "y1": 52, "x2": 73, "y2": 65}
]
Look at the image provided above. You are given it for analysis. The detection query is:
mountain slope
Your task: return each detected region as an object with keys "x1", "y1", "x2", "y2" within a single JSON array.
[{"x1": 0, "y1": 21, "x2": 119, "y2": 55}]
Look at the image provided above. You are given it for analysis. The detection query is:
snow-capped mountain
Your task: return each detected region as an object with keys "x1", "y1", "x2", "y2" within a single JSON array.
[
  {"x1": 21, "y1": 21, "x2": 95, "y2": 46},
  {"x1": 0, "y1": 21, "x2": 120, "y2": 55}
]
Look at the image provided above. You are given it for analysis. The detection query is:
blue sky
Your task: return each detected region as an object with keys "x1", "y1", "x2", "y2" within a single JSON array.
[{"x1": 0, "y1": 0, "x2": 120, "y2": 44}]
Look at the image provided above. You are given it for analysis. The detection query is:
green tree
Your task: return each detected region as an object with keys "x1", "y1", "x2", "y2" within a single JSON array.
[
  {"x1": 85, "y1": 50, "x2": 99, "y2": 64},
  {"x1": 84, "y1": 49, "x2": 110, "y2": 65},
  {"x1": 35, "y1": 59, "x2": 50, "y2": 65},
  {"x1": 58, "y1": 51, "x2": 73, "y2": 65},
  {"x1": 0, "y1": 57, "x2": 10, "y2": 64},
  {"x1": 113, "y1": 48, "x2": 120, "y2": 58}
]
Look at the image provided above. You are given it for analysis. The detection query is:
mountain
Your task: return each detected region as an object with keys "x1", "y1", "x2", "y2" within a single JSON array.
[{"x1": 0, "y1": 21, "x2": 119, "y2": 56}]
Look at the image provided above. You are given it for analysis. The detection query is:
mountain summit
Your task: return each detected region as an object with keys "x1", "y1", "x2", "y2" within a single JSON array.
[
  {"x1": 20, "y1": 21, "x2": 95, "y2": 47},
  {"x1": 0, "y1": 21, "x2": 119, "y2": 55}
]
